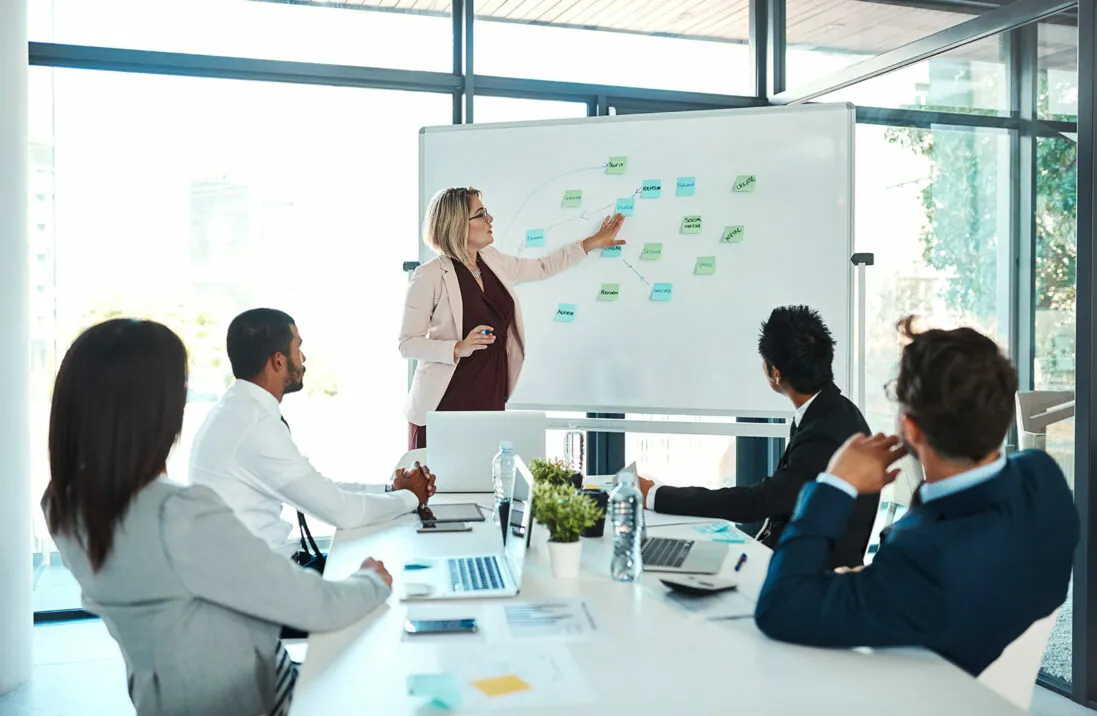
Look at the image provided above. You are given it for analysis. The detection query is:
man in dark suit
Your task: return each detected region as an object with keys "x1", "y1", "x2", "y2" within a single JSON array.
[
  {"x1": 754, "y1": 318, "x2": 1078, "y2": 676},
  {"x1": 636, "y1": 305, "x2": 877, "y2": 569}
]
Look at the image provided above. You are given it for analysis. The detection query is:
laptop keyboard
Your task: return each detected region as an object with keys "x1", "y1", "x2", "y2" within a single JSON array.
[
  {"x1": 642, "y1": 537, "x2": 693, "y2": 568},
  {"x1": 448, "y1": 556, "x2": 504, "y2": 592}
]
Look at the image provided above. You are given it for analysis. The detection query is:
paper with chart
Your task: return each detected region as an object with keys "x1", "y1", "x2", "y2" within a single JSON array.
[
  {"x1": 434, "y1": 644, "x2": 596, "y2": 712},
  {"x1": 501, "y1": 598, "x2": 600, "y2": 641}
]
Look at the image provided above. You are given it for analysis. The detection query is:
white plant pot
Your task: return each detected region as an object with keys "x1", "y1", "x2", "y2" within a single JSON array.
[{"x1": 547, "y1": 540, "x2": 583, "y2": 579}]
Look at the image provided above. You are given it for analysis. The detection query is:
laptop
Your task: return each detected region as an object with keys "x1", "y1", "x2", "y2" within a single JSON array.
[
  {"x1": 615, "y1": 463, "x2": 730, "y2": 575},
  {"x1": 400, "y1": 456, "x2": 534, "y2": 601},
  {"x1": 426, "y1": 410, "x2": 546, "y2": 492}
]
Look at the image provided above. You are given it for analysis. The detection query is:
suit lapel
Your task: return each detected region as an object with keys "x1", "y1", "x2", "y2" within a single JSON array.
[{"x1": 439, "y1": 256, "x2": 464, "y2": 339}]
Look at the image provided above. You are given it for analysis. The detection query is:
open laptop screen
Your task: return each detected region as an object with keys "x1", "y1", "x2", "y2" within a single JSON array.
[{"x1": 503, "y1": 457, "x2": 534, "y2": 584}]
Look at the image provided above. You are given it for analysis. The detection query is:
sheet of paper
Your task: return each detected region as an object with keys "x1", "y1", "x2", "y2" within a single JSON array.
[
  {"x1": 615, "y1": 197, "x2": 635, "y2": 216},
  {"x1": 721, "y1": 225, "x2": 745, "y2": 243},
  {"x1": 554, "y1": 304, "x2": 577, "y2": 323},
  {"x1": 525, "y1": 229, "x2": 546, "y2": 247},
  {"x1": 407, "y1": 673, "x2": 464, "y2": 710},
  {"x1": 606, "y1": 156, "x2": 628, "y2": 174},
  {"x1": 676, "y1": 176, "x2": 696, "y2": 196},
  {"x1": 562, "y1": 189, "x2": 582, "y2": 208},
  {"x1": 681, "y1": 215, "x2": 702, "y2": 234},
  {"x1": 651, "y1": 283, "x2": 673, "y2": 302},
  {"x1": 641, "y1": 179, "x2": 662, "y2": 198},
  {"x1": 598, "y1": 283, "x2": 621, "y2": 301},
  {"x1": 734, "y1": 174, "x2": 758, "y2": 192},
  {"x1": 502, "y1": 599, "x2": 600, "y2": 641},
  {"x1": 440, "y1": 644, "x2": 597, "y2": 712},
  {"x1": 640, "y1": 243, "x2": 663, "y2": 260},
  {"x1": 601, "y1": 245, "x2": 622, "y2": 258},
  {"x1": 694, "y1": 256, "x2": 716, "y2": 275}
]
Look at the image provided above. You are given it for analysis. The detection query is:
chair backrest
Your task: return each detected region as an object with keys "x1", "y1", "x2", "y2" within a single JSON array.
[
  {"x1": 394, "y1": 448, "x2": 427, "y2": 472},
  {"x1": 976, "y1": 608, "x2": 1061, "y2": 711}
]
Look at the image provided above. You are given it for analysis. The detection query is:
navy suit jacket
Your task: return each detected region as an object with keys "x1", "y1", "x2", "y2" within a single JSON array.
[{"x1": 754, "y1": 450, "x2": 1078, "y2": 676}]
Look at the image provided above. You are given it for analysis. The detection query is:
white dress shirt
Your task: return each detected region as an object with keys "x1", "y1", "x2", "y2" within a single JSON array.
[
  {"x1": 644, "y1": 391, "x2": 821, "y2": 510},
  {"x1": 190, "y1": 380, "x2": 419, "y2": 555}
]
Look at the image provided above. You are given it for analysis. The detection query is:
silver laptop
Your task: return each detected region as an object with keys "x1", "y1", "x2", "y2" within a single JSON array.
[
  {"x1": 400, "y1": 457, "x2": 534, "y2": 601},
  {"x1": 615, "y1": 463, "x2": 730, "y2": 575},
  {"x1": 426, "y1": 410, "x2": 546, "y2": 493}
]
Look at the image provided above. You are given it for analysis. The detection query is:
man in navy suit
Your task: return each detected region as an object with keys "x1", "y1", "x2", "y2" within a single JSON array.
[{"x1": 754, "y1": 318, "x2": 1078, "y2": 676}]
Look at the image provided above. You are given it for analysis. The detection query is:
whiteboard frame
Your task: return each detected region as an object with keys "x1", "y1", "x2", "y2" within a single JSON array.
[{"x1": 418, "y1": 103, "x2": 857, "y2": 421}]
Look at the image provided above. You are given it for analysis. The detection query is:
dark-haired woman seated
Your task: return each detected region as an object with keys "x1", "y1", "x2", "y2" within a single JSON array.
[{"x1": 43, "y1": 319, "x2": 393, "y2": 716}]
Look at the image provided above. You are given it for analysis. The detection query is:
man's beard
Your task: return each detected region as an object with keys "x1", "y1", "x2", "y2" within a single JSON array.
[{"x1": 285, "y1": 361, "x2": 306, "y2": 394}]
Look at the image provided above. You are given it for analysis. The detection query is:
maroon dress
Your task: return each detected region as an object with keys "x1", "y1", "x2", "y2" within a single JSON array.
[{"x1": 408, "y1": 257, "x2": 515, "y2": 449}]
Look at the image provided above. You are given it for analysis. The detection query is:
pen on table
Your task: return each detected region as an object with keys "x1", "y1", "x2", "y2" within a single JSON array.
[{"x1": 734, "y1": 553, "x2": 748, "y2": 572}]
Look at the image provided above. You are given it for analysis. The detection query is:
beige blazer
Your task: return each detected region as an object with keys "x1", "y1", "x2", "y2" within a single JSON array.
[{"x1": 400, "y1": 241, "x2": 587, "y2": 426}]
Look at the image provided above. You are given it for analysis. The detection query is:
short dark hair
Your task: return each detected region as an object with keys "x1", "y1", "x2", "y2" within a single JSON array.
[
  {"x1": 758, "y1": 305, "x2": 835, "y2": 395},
  {"x1": 226, "y1": 308, "x2": 296, "y2": 380},
  {"x1": 893, "y1": 317, "x2": 1018, "y2": 461},
  {"x1": 44, "y1": 319, "x2": 188, "y2": 572}
]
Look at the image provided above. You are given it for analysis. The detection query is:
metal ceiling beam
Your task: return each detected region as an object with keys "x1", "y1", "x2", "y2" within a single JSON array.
[
  {"x1": 771, "y1": 0, "x2": 1077, "y2": 104},
  {"x1": 472, "y1": 74, "x2": 767, "y2": 109}
]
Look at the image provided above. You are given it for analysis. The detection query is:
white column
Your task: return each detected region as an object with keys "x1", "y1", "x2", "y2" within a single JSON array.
[{"x1": 0, "y1": 0, "x2": 32, "y2": 696}]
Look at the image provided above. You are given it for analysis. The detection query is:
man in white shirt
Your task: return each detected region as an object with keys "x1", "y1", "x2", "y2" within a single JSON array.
[{"x1": 191, "y1": 308, "x2": 433, "y2": 558}]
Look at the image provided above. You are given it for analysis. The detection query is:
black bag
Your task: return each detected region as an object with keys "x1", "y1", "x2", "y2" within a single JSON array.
[{"x1": 290, "y1": 511, "x2": 326, "y2": 574}]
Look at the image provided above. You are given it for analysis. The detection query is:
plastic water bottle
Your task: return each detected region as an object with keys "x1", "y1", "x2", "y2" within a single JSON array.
[
  {"x1": 492, "y1": 442, "x2": 516, "y2": 540},
  {"x1": 609, "y1": 469, "x2": 644, "y2": 582},
  {"x1": 563, "y1": 423, "x2": 585, "y2": 474}
]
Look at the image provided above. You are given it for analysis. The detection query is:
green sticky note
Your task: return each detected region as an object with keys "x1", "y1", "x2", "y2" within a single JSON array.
[
  {"x1": 598, "y1": 283, "x2": 621, "y2": 301},
  {"x1": 651, "y1": 283, "x2": 673, "y2": 302},
  {"x1": 641, "y1": 179, "x2": 662, "y2": 199},
  {"x1": 562, "y1": 189, "x2": 582, "y2": 208},
  {"x1": 721, "y1": 225, "x2": 745, "y2": 243},
  {"x1": 555, "y1": 304, "x2": 577, "y2": 323},
  {"x1": 408, "y1": 673, "x2": 464, "y2": 710},
  {"x1": 525, "y1": 229, "x2": 545, "y2": 247},
  {"x1": 640, "y1": 243, "x2": 663, "y2": 260},
  {"x1": 681, "y1": 215, "x2": 702, "y2": 234},
  {"x1": 694, "y1": 256, "x2": 716, "y2": 275},
  {"x1": 606, "y1": 156, "x2": 628, "y2": 174},
  {"x1": 733, "y1": 174, "x2": 758, "y2": 193}
]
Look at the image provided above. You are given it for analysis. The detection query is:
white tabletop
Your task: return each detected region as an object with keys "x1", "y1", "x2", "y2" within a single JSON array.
[{"x1": 291, "y1": 493, "x2": 1020, "y2": 715}]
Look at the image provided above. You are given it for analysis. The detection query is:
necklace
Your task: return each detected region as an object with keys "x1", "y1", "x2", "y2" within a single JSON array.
[{"x1": 466, "y1": 262, "x2": 481, "y2": 278}]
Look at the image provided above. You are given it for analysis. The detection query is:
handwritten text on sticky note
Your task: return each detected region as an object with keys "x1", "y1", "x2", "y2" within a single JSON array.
[
  {"x1": 721, "y1": 225, "x2": 745, "y2": 243},
  {"x1": 641, "y1": 180, "x2": 662, "y2": 199},
  {"x1": 555, "y1": 304, "x2": 577, "y2": 323},
  {"x1": 734, "y1": 174, "x2": 758, "y2": 193},
  {"x1": 598, "y1": 283, "x2": 620, "y2": 301},
  {"x1": 651, "y1": 283, "x2": 673, "y2": 302},
  {"x1": 676, "y1": 177, "x2": 696, "y2": 197},
  {"x1": 606, "y1": 156, "x2": 628, "y2": 174},
  {"x1": 525, "y1": 229, "x2": 545, "y2": 247},
  {"x1": 681, "y1": 215, "x2": 702, "y2": 234},
  {"x1": 615, "y1": 198, "x2": 635, "y2": 216},
  {"x1": 562, "y1": 190, "x2": 582, "y2": 208},
  {"x1": 694, "y1": 256, "x2": 716, "y2": 275},
  {"x1": 640, "y1": 243, "x2": 663, "y2": 260},
  {"x1": 601, "y1": 246, "x2": 622, "y2": 258}
]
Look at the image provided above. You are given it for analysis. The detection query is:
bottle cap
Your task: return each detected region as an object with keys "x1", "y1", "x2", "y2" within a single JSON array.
[{"x1": 499, "y1": 441, "x2": 513, "y2": 451}]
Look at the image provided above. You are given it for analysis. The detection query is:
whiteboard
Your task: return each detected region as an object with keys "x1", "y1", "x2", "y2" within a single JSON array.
[{"x1": 419, "y1": 104, "x2": 854, "y2": 417}]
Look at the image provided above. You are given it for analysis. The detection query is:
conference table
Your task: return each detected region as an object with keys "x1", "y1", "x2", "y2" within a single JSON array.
[{"x1": 291, "y1": 491, "x2": 1022, "y2": 715}]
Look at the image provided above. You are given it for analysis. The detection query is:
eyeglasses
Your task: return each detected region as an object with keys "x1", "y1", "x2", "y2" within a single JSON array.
[{"x1": 469, "y1": 208, "x2": 492, "y2": 222}]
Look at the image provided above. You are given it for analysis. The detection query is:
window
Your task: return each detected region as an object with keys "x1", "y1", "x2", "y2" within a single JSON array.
[
  {"x1": 815, "y1": 36, "x2": 1008, "y2": 116},
  {"x1": 625, "y1": 416, "x2": 739, "y2": 490},
  {"x1": 855, "y1": 122, "x2": 1012, "y2": 504},
  {"x1": 473, "y1": 97, "x2": 588, "y2": 124},
  {"x1": 28, "y1": 66, "x2": 450, "y2": 610},
  {"x1": 29, "y1": 0, "x2": 453, "y2": 71},
  {"x1": 1039, "y1": 17, "x2": 1078, "y2": 121},
  {"x1": 786, "y1": 0, "x2": 982, "y2": 88},
  {"x1": 473, "y1": 0, "x2": 752, "y2": 95}
]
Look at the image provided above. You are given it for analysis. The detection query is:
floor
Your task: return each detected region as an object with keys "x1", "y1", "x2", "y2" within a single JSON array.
[{"x1": 0, "y1": 621, "x2": 1091, "y2": 715}]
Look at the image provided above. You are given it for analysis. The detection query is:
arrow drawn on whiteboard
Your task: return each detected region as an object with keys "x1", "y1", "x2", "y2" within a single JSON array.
[
  {"x1": 620, "y1": 257, "x2": 651, "y2": 286},
  {"x1": 498, "y1": 163, "x2": 609, "y2": 244}
]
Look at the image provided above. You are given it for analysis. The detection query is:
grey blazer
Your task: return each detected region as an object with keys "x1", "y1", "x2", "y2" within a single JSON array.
[{"x1": 50, "y1": 477, "x2": 390, "y2": 716}]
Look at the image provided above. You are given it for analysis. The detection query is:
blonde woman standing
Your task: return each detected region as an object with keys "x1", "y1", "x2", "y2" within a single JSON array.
[{"x1": 400, "y1": 187, "x2": 626, "y2": 449}]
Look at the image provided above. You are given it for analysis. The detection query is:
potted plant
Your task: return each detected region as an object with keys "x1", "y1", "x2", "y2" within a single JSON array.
[
  {"x1": 529, "y1": 457, "x2": 583, "y2": 490},
  {"x1": 531, "y1": 483, "x2": 603, "y2": 579}
]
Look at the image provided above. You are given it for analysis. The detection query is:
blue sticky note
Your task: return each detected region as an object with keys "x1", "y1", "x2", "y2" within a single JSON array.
[
  {"x1": 651, "y1": 283, "x2": 673, "y2": 302},
  {"x1": 555, "y1": 304, "x2": 577, "y2": 323},
  {"x1": 408, "y1": 673, "x2": 464, "y2": 710},
  {"x1": 601, "y1": 245, "x2": 622, "y2": 258},
  {"x1": 525, "y1": 229, "x2": 546, "y2": 247},
  {"x1": 615, "y1": 198, "x2": 635, "y2": 216},
  {"x1": 694, "y1": 521, "x2": 731, "y2": 535},
  {"x1": 676, "y1": 177, "x2": 696, "y2": 197},
  {"x1": 713, "y1": 533, "x2": 747, "y2": 544},
  {"x1": 641, "y1": 179, "x2": 662, "y2": 199}
]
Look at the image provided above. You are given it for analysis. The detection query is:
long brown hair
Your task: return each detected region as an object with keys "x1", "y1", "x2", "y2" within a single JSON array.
[{"x1": 44, "y1": 319, "x2": 188, "y2": 571}]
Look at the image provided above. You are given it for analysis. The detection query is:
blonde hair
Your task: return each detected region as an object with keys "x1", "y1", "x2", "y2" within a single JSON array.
[{"x1": 424, "y1": 187, "x2": 480, "y2": 265}]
